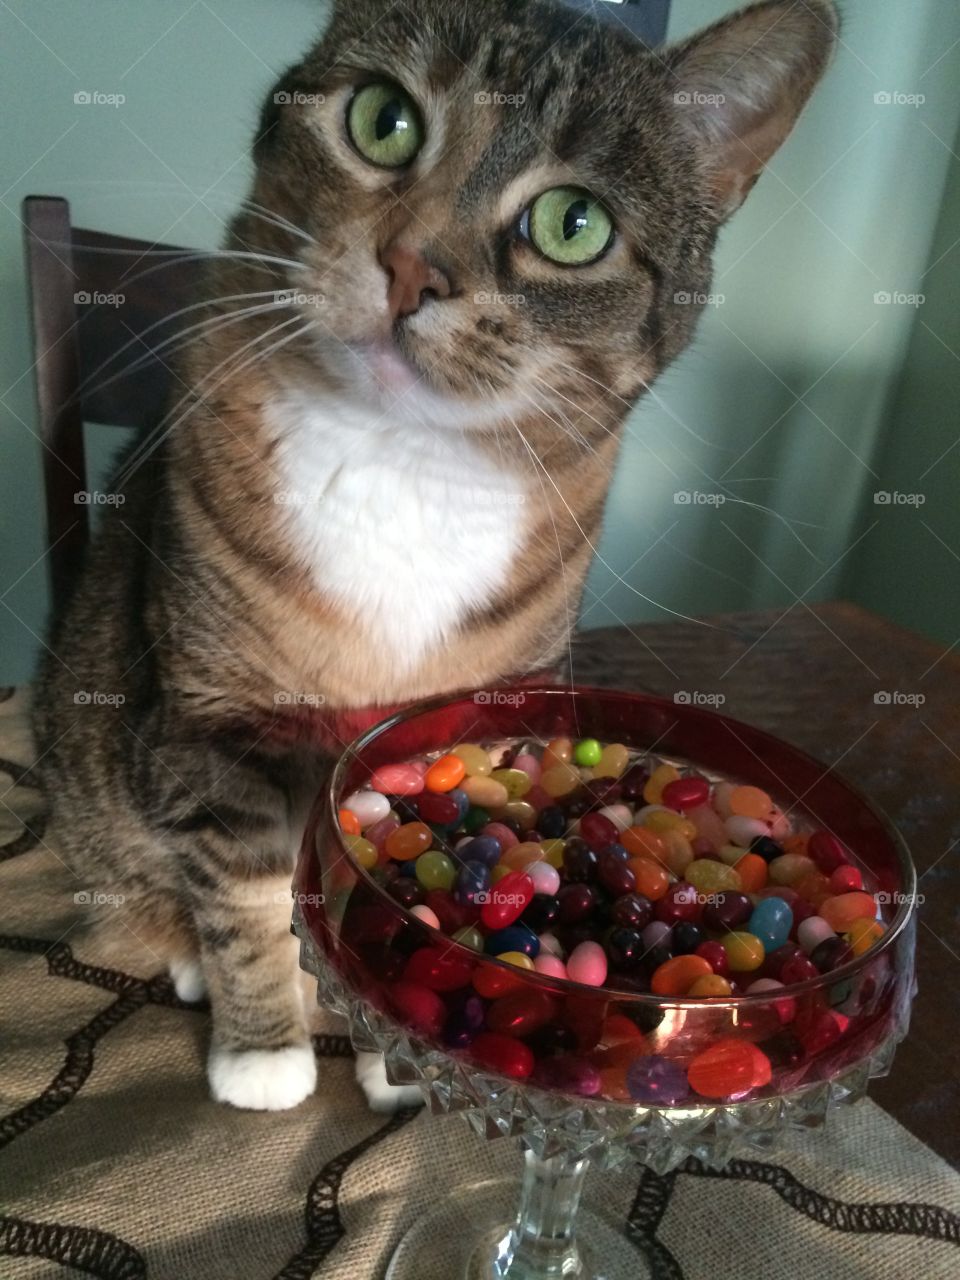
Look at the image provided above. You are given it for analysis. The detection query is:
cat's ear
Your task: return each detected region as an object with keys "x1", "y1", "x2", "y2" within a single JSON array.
[{"x1": 667, "y1": 0, "x2": 839, "y2": 219}]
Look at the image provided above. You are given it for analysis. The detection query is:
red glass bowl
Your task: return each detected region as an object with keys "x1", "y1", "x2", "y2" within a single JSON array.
[{"x1": 294, "y1": 686, "x2": 916, "y2": 1107}]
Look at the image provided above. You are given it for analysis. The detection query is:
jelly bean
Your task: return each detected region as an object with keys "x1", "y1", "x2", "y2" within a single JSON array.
[
  {"x1": 659, "y1": 831, "x2": 695, "y2": 878},
  {"x1": 717, "y1": 843, "x2": 748, "y2": 866},
  {"x1": 365, "y1": 813, "x2": 401, "y2": 851},
  {"x1": 746, "y1": 977, "x2": 795, "y2": 1023},
  {"x1": 566, "y1": 941, "x2": 608, "y2": 986},
  {"x1": 409, "y1": 904, "x2": 441, "y2": 930},
  {"x1": 687, "y1": 803, "x2": 729, "y2": 847},
  {"x1": 651, "y1": 953, "x2": 712, "y2": 996},
  {"x1": 621, "y1": 825, "x2": 668, "y2": 863},
  {"x1": 415, "y1": 850, "x2": 457, "y2": 891},
  {"x1": 388, "y1": 981, "x2": 445, "y2": 1036},
  {"x1": 424, "y1": 753, "x2": 467, "y2": 793},
  {"x1": 386, "y1": 878, "x2": 424, "y2": 909},
  {"x1": 618, "y1": 763, "x2": 649, "y2": 801},
  {"x1": 470, "y1": 1032, "x2": 534, "y2": 1079},
  {"x1": 695, "y1": 940, "x2": 730, "y2": 977},
  {"x1": 845, "y1": 917, "x2": 884, "y2": 956},
  {"x1": 472, "y1": 961, "x2": 523, "y2": 999},
  {"x1": 748, "y1": 836, "x2": 784, "y2": 863},
  {"x1": 453, "y1": 925, "x2": 484, "y2": 951},
  {"x1": 534, "y1": 1056, "x2": 602, "y2": 1096},
  {"x1": 343, "y1": 788, "x2": 392, "y2": 829},
  {"x1": 495, "y1": 951, "x2": 536, "y2": 971},
  {"x1": 779, "y1": 954, "x2": 819, "y2": 985},
  {"x1": 829, "y1": 864, "x2": 863, "y2": 894},
  {"x1": 512, "y1": 751, "x2": 542, "y2": 782},
  {"x1": 729, "y1": 785, "x2": 772, "y2": 820},
  {"x1": 653, "y1": 881, "x2": 701, "y2": 924},
  {"x1": 525, "y1": 861, "x2": 561, "y2": 896},
  {"x1": 462, "y1": 805, "x2": 491, "y2": 835},
  {"x1": 641, "y1": 764, "x2": 679, "y2": 806},
  {"x1": 573, "y1": 738, "x2": 603, "y2": 767},
  {"x1": 491, "y1": 767, "x2": 532, "y2": 801},
  {"x1": 603, "y1": 926, "x2": 645, "y2": 969},
  {"x1": 725, "y1": 815, "x2": 770, "y2": 847},
  {"x1": 626, "y1": 1055, "x2": 689, "y2": 1105},
  {"x1": 722, "y1": 932, "x2": 765, "y2": 972},
  {"x1": 452, "y1": 743, "x2": 493, "y2": 776},
  {"x1": 595, "y1": 743, "x2": 629, "y2": 778},
  {"x1": 807, "y1": 830, "x2": 849, "y2": 874},
  {"x1": 462, "y1": 775, "x2": 510, "y2": 808},
  {"x1": 671, "y1": 921, "x2": 704, "y2": 955},
  {"x1": 541, "y1": 737, "x2": 573, "y2": 770},
  {"x1": 385, "y1": 821, "x2": 433, "y2": 862},
  {"x1": 598, "y1": 851, "x2": 637, "y2": 897},
  {"x1": 796, "y1": 1007, "x2": 847, "y2": 1055},
  {"x1": 370, "y1": 763, "x2": 424, "y2": 796},
  {"x1": 490, "y1": 864, "x2": 512, "y2": 885},
  {"x1": 641, "y1": 920, "x2": 673, "y2": 951},
  {"x1": 501, "y1": 840, "x2": 546, "y2": 871},
  {"x1": 540, "y1": 763, "x2": 581, "y2": 798},
  {"x1": 480, "y1": 871, "x2": 535, "y2": 930},
  {"x1": 688, "y1": 974, "x2": 733, "y2": 997},
  {"x1": 557, "y1": 883, "x2": 597, "y2": 923},
  {"x1": 486, "y1": 923, "x2": 539, "y2": 958},
  {"x1": 417, "y1": 791, "x2": 461, "y2": 826},
  {"x1": 534, "y1": 952, "x2": 567, "y2": 980},
  {"x1": 486, "y1": 989, "x2": 559, "y2": 1038},
  {"x1": 344, "y1": 834, "x2": 378, "y2": 870},
  {"x1": 781, "y1": 832, "x2": 810, "y2": 857},
  {"x1": 537, "y1": 806, "x2": 567, "y2": 839},
  {"x1": 747, "y1": 898, "x2": 793, "y2": 951},
  {"x1": 480, "y1": 821, "x2": 518, "y2": 852},
  {"x1": 338, "y1": 808, "x2": 362, "y2": 836},
  {"x1": 732, "y1": 853, "x2": 768, "y2": 893},
  {"x1": 457, "y1": 835, "x2": 502, "y2": 868},
  {"x1": 819, "y1": 891, "x2": 877, "y2": 932},
  {"x1": 641, "y1": 808, "x2": 698, "y2": 839},
  {"x1": 522, "y1": 894, "x2": 560, "y2": 932},
  {"x1": 629, "y1": 858, "x2": 671, "y2": 902},
  {"x1": 404, "y1": 947, "x2": 474, "y2": 991},
  {"x1": 686, "y1": 859, "x2": 742, "y2": 895},
  {"x1": 579, "y1": 811, "x2": 619, "y2": 850},
  {"x1": 797, "y1": 915, "x2": 836, "y2": 955},
  {"x1": 455, "y1": 859, "x2": 491, "y2": 907},
  {"x1": 769, "y1": 854, "x2": 817, "y2": 887},
  {"x1": 541, "y1": 838, "x2": 566, "y2": 869},
  {"x1": 701, "y1": 889, "x2": 753, "y2": 932},
  {"x1": 563, "y1": 837, "x2": 598, "y2": 882},
  {"x1": 688, "y1": 1039, "x2": 771, "y2": 1098},
  {"x1": 810, "y1": 936, "x2": 853, "y2": 973},
  {"x1": 597, "y1": 803, "x2": 633, "y2": 832},
  {"x1": 712, "y1": 781, "x2": 736, "y2": 817},
  {"x1": 610, "y1": 892, "x2": 654, "y2": 931},
  {"x1": 661, "y1": 777, "x2": 710, "y2": 811}
]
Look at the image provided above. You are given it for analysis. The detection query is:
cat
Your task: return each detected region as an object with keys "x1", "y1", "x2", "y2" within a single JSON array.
[{"x1": 33, "y1": 0, "x2": 837, "y2": 1112}]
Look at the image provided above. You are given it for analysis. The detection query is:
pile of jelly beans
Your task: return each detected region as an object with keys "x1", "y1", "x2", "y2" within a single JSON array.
[{"x1": 335, "y1": 736, "x2": 891, "y2": 1102}]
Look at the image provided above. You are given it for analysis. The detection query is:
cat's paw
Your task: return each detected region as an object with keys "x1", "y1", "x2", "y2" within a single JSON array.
[
  {"x1": 169, "y1": 958, "x2": 207, "y2": 1003},
  {"x1": 208, "y1": 1044, "x2": 316, "y2": 1111},
  {"x1": 355, "y1": 1050, "x2": 423, "y2": 1113}
]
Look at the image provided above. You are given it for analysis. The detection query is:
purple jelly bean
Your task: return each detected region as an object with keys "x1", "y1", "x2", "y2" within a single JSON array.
[
  {"x1": 626, "y1": 1055, "x2": 690, "y2": 1105},
  {"x1": 533, "y1": 1056, "x2": 602, "y2": 1097}
]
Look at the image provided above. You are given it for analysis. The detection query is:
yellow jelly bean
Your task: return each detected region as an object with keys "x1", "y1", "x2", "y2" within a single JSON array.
[
  {"x1": 452, "y1": 743, "x2": 492, "y2": 776},
  {"x1": 541, "y1": 838, "x2": 566, "y2": 868},
  {"x1": 686, "y1": 859, "x2": 742, "y2": 895},
  {"x1": 461, "y1": 774, "x2": 509, "y2": 808},
  {"x1": 688, "y1": 974, "x2": 734, "y2": 998},
  {"x1": 499, "y1": 799, "x2": 538, "y2": 831},
  {"x1": 643, "y1": 763, "x2": 681, "y2": 805},
  {"x1": 594, "y1": 743, "x2": 630, "y2": 778},
  {"x1": 722, "y1": 931, "x2": 766, "y2": 972},
  {"x1": 769, "y1": 854, "x2": 817, "y2": 887},
  {"x1": 718, "y1": 843, "x2": 748, "y2": 866},
  {"x1": 497, "y1": 951, "x2": 536, "y2": 970},
  {"x1": 490, "y1": 768, "x2": 532, "y2": 800},
  {"x1": 541, "y1": 763, "x2": 581, "y2": 798},
  {"x1": 491, "y1": 863, "x2": 513, "y2": 885},
  {"x1": 643, "y1": 809, "x2": 698, "y2": 840},
  {"x1": 845, "y1": 918, "x2": 885, "y2": 956},
  {"x1": 660, "y1": 830, "x2": 695, "y2": 878},
  {"x1": 344, "y1": 834, "x2": 377, "y2": 870}
]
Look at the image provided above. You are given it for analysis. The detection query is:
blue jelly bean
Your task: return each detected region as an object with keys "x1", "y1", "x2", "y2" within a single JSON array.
[
  {"x1": 484, "y1": 922, "x2": 540, "y2": 958},
  {"x1": 455, "y1": 859, "x2": 491, "y2": 907},
  {"x1": 398, "y1": 860, "x2": 418, "y2": 878},
  {"x1": 457, "y1": 836, "x2": 501, "y2": 868},
  {"x1": 626, "y1": 1055, "x2": 689, "y2": 1105},
  {"x1": 748, "y1": 898, "x2": 793, "y2": 952},
  {"x1": 448, "y1": 788, "x2": 470, "y2": 822}
]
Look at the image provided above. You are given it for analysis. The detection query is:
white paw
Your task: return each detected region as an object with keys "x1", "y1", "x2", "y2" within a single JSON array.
[
  {"x1": 208, "y1": 1044, "x2": 317, "y2": 1111},
  {"x1": 169, "y1": 958, "x2": 207, "y2": 1003},
  {"x1": 355, "y1": 1051, "x2": 424, "y2": 1113}
]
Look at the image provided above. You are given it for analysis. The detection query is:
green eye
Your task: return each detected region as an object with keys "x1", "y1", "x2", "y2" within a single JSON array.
[
  {"x1": 347, "y1": 81, "x2": 423, "y2": 168},
  {"x1": 526, "y1": 186, "x2": 614, "y2": 265}
]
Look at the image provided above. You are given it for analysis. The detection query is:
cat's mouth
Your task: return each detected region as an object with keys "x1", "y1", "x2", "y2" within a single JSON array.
[{"x1": 353, "y1": 337, "x2": 424, "y2": 397}]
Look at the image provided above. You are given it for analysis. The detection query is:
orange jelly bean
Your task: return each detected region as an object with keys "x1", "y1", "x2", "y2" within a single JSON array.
[
  {"x1": 819, "y1": 891, "x2": 877, "y2": 932},
  {"x1": 688, "y1": 974, "x2": 734, "y2": 998},
  {"x1": 338, "y1": 808, "x2": 361, "y2": 836},
  {"x1": 733, "y1": 852, "x2": 768, "y2": 893},
  {"x1": 687, "y1": 1038, "x2": 772, "y2": 1099},
  {"x1": 650, "y1": 953, "x2": 712, "y2": 996},
  {"x1": 795, "y1": 870, "x2": 834, "y2": 907},
  {"x1": 729, "y1": 785, "x2": 772, "y2": 820},
  {"x1": 472, "y1": 962, "x2": 524, "y2": 999},
  {"x1": 628, "y1": 857, "x2": 670, "y2": 901},
  {"x1": 385, "y1": 821, "x2": 433, "y2": 861},
  {"x1": 541, "y1": 736, "x2": 573, "y2": 771},
  {"x1": 781, "y1": 832, "x2": 810, "y2": 857},
  {"x1": 424, "y1": 753, "x2": 466, "y2": 793},
  {"x1": 502, "y1": 841, "x2": 547, "y2": 870},
  {"x1": 621, "y1": 825, "x2": 667, "y2": 863}
]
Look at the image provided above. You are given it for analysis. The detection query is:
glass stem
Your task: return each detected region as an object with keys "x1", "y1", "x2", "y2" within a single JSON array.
[{"x1": 504, "y1": 1146, "x2": 590, "y2": 1278}]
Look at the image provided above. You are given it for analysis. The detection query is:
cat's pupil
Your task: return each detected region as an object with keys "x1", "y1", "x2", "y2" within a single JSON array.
[
  {"x1": 563, "y1": 201, "x2": 589, "y2": 241},
  {"x1": 375, "y1": 100, "x2": 404, "y2": 140}
]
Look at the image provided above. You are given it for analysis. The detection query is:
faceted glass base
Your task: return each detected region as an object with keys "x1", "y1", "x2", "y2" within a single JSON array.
[{"x1": 385, "y1": 1178, "x2": 650, "y2": 1280}]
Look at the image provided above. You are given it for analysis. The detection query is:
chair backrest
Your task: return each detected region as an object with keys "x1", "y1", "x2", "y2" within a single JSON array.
[
  {"x1": 558, "y1": 0, "x2": 670, "y2": 43},
  {"x1": 21, "y1": 195, "x2": 200, "y2": 605}
]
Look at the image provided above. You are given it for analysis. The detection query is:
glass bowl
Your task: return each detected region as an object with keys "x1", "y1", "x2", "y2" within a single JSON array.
[{"x1": 293, "y1": 686, "x2": 916, "y2": 1279}]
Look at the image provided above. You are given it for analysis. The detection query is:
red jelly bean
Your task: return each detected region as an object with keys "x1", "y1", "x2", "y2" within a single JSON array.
[
  {"x1": 695, "y1": 940, "x2": 730, "y2": 978},
  {"x1": 424, "y1": 889, "x2": 473, "y2": 934},
  {"x1": 404, "y1": 947, "x2": 475, "y2": 992},
  {"x1": 486, "y1": 990, "x2": 558, "y2": 1037},
  {"x1": 480, "y1": 871, "x2": 535, "y2": 930},
  {"x1": 470, "y1": 1032, "x2": 535, "y2": 1079},
  {"x1": 480, "y1": 822, "x2": 518, "y2": 852},
  {"x1": 829, "y1": 864, "x2": 863, "y2": 894},
  {"x1": 388, "y1": 981, "x2": 445, "y2": 1036},
  {"x1": 579, "y1": 812, "x2": 619, "y2": 850},
  {"x1": 653, "y1": 881, "x2": 702, "y2": 925},
  {"x1": 660, "y1": 777, "x2": 710, "y2": 811},
  {"x1": 687, "y1": 1038, "x2": 772, "y2": 1099},
  {"x1": 417, "y1": 792, "x2": 461, "y2": 825},
  {"x1": 807, "y1": 830, "x2": 849, "y2": 874},
  {"x1": 780, "y1": 954, "x2": 820, "y2": 985},
  {"x1": 797, "y1": 1007, "x2": 849, "y2": 1054}
]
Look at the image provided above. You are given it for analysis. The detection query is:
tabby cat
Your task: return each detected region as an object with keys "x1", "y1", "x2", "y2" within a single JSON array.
[{"x1": 34, "y1": 0, "x2": 838, "y2": 1111}]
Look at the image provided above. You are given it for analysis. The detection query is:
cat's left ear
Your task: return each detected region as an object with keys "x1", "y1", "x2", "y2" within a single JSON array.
[{"x1": 667, "y1": 0, "x2": 839, "y2": 219}]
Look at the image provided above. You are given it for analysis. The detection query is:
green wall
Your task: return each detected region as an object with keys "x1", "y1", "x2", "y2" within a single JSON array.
[{"x1": 1, "y1": 1, "x2": 958, "y2": 683}]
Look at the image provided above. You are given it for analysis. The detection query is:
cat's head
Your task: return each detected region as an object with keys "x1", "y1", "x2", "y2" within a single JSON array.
[{"x1": 235, "y1": 0, "x2": 837, "y2": 432}]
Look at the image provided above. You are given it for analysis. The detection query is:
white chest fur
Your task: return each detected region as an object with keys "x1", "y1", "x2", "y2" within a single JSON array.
[{"x1": 268, "y1": 389, "x2": 527, "y2": 671}]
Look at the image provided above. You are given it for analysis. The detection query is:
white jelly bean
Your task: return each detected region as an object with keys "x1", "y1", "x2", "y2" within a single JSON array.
[
  {"x1": 524, "y1": 861, "x2": 561, "y2": 896},
  {"x1": 539, "y1": 932, "x2": 563, "y2": 957},
  {"x1": 724, "y1": 814, "x2": 769, "y2": 847},
  {"x1": 409, "y1": 905, "x2": 440, "y2": 930},
  {"x1": 797, "y1": 915, "x2": 836, "y2": 955},
  {"x1": 597, "y1": 803, "x2": 632, "y2": 832},
  {"x1": 343, "y1": 788, "x2": 391, "y2": 828}
]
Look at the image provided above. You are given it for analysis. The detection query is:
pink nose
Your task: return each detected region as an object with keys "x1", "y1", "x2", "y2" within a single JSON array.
[{"x1": 380, "y1": 241, "x2": 452, "y2": 320}]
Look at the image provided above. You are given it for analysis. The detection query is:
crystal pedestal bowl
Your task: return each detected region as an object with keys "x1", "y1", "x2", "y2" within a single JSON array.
[{"x1": 292, "y1": 687, "x2": 916, "y2": 1279}]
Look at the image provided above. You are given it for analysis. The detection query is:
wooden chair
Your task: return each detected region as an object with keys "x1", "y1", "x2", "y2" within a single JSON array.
[{"x1": 21, "y1": 195, "x2": 200, "y2": 606}]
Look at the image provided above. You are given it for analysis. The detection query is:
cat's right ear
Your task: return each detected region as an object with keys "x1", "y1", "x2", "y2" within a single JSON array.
[{"x1": 666, "y1": 0, "x2": 839, "y2": 220}]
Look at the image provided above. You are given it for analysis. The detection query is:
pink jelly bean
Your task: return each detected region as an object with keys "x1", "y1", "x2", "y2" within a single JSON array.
[
  {"x1": 534, "y1": 953, "x2": 567, "y2": 980},
  {"x1": 746, "y1": 977, "x2": 796, "y2": 1023},
  {"x1": 480, "y1": 822, "x2": 518, "y2": 852},
  {"x1": 365, "y1": 813, "x2": 400, "y2": 851},
  {"x1": 566, "y1": 940, "x2": 607, "y2": 986},
  {"x1": 370, "y1": 763, "x2": 424, "y2": 796},
  {"x1": 525, "y1": 785, "x2": 553, "y2": 813},
  {"x1": 687, "y1": 804, "x2": 728, "y2": 848},
  {"x1": 525, "y1": 861, "x2": 561, "y2": 896},
  {"x1": 409, "y1": 904, "x2": 441, "y2": 930},
  {"x1": 513, "y1": 752, "x2": 542, "y2": 783}
]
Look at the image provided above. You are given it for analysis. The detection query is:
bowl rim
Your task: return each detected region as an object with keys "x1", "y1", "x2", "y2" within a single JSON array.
[{"x1": 314, "y1": 683, "x2": 918, "y2": 1010}]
